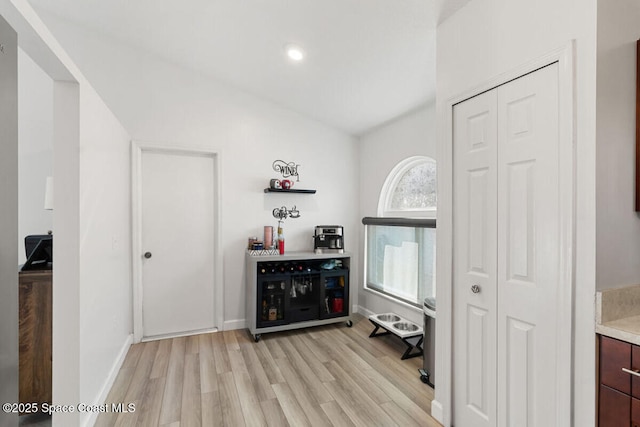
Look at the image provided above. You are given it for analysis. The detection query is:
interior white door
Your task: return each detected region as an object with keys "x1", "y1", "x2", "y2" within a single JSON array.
[
  {"x1": 453, "y1": 88, "x2": 498, "y2": 427},
  {"x1": 453, "y1": 63, "x2": 562, "y2": 427},
  {"x1": 496, "y1": 63, "x2": 560, "y2": 427},
  {"x1": 140, "y1": 149, "x2": 215, "y2": 339}
]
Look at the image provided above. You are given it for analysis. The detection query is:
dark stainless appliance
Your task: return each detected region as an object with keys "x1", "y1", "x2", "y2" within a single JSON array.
[
  {"x1": 419, "y1": 297, "x2": 436, "y2": 388},
  {"x1": 313, "y1": 225, "x2": 344, "y2": 254}
]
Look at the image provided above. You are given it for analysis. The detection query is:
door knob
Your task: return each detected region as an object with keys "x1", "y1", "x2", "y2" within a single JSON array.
[
  {"x1": 471, "y1": 284, "x2": 481, "y2": 294},
  {"x1": 144, "y1": 252, "x2": 152, "y2": 259}
]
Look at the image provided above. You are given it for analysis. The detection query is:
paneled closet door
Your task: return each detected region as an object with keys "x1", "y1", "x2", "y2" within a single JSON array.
[
  {"x1": 453, "y1": 89, "x2": 498, "y2": 427},
  {"x1": 453, "y1": 62, "x2": 561, "y2": 427},
  {"x1": 496, "y1": 63, "x2": 560, "y2": 427}
]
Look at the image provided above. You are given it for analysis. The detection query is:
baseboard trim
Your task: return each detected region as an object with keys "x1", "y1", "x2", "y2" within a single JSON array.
[
  {"x1": 431, "y1": 399, "x2": 444, "y2": 425},
  {"x1": 83, "y1": 334, "x2": 133, "y2": 427},
  {"x1": 141, "y1": 327, "x2": 218, "y2": 342},
  {"x1": 355, "y1": 305, "x2": 376, "y2": 318},
  {"x1": 223, "y1": 319, "x2": 246, "y2": 331}
]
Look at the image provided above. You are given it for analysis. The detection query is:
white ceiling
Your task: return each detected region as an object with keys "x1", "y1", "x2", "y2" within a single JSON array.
[{"x1": 26, "y1": 0, "x2": 454, "y2": 135}]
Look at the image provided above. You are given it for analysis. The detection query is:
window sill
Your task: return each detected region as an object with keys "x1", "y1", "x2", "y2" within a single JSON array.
[{"x1": 363, "y1": 286, "x2": 423, "y2": 314}]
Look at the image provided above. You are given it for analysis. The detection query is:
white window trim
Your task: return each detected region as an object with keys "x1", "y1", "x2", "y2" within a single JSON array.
[
  {"x1": 364, "y1": 286, "x2": 425, "y2": 313},
  {"x1": 362, "y1": 217, "x2": 436, "y2": 308},
  {"x1": 377, "y1": 155, "x2": 437, "y2": 218}
]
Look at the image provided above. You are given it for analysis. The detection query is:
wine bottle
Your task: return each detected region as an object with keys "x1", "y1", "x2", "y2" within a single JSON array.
[
  {"x1": 277, "y1": 297, "x2": 283, "y2": 320},
  {"x1": 278, "y1": 221, "x2": 285, "y2": 255},
  {"x1": 261, "y1": 299, "x2": 268, "y2": 321},
  {"x1": 268, "y1": 295, "x2": 277, "y2": 321}
]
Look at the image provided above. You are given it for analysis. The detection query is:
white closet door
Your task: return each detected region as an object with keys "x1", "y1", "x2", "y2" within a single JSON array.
[
  {"x1": 453, "y1": 62, "x2": 561, "y2": 427},
  {"x1": 496, "y1": 63, "x2": 560, "y2": 427},
  {"x1": 453, "y1": 89, "x2": 498, "y2": 427}
]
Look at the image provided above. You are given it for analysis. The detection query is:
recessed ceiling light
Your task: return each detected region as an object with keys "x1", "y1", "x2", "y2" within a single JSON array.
[{"x1": 284, "y1": 44, "x2": 305, "y2": 62}]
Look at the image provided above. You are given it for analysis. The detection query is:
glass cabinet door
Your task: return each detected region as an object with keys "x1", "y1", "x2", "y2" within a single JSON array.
[
  {"x1": 288, "y1": 273, "x2": 321, "y2": 322},
  {"x1": 257, "y1": 276, "x2": 288, "y2": 328},
  {"x1": 321, "y1": 269, "x2": 349, "y2": 319}
]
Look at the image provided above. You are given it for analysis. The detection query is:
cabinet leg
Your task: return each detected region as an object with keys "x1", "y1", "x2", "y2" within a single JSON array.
[
  {"x1": 346, "y1": 320, "x2": 353, "y2": 327},
  {"x1": 254, "y1": 334, "x2": 261, "y2": 343}
]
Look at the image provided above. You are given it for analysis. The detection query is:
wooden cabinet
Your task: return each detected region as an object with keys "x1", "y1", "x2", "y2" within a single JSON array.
[
  {"x1": 246, "y1": 251, "x2": 350, "y2": 342},
  {"x1": 600, "y1": 384, "x2": 630, "y2": 427},
  {"x1": 633, "y1": 398, "x2": 640, "y2": 427},
  {"x1": 601, "y1": 335, "x2": 632, "y2": 394},
  {"x1": 599, "y1": 335, "x2": 640, "y2": 426},
  {"x1": 19, "y1": 269, "x2": 52, "y2": 406}
]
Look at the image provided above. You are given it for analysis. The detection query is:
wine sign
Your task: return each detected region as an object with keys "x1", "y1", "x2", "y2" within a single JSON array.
[{"x1": 273, "y1": 160, "x2": 300, "y2": 181}]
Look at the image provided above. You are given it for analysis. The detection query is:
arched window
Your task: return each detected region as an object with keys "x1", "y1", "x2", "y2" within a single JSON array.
[
  {"x1": 363, "y1": 156, "x2": 437, "y2": 308},
  {"x1": 378, "y1": 156, "x2": 437, "y2": 218}
]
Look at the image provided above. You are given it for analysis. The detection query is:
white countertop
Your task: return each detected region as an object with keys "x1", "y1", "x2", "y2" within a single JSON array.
[
  {"x1": 245, "y1": 250, "x2": 350, "y2": 263},
  {"x1": 596, "y1": 285, "x2": 640, "y2": 345},
  {"x1": 596, "y1": 315, "x2": 640, "y2": 346}
]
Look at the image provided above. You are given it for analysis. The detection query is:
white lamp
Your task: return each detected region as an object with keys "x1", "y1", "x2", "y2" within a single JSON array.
[{"x1": 44, "y1": 176, "x2": 53, "y2": 211}]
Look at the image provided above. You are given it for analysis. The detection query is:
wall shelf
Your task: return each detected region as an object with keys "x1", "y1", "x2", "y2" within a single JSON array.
[{"x1": 264, "y1": 188, "x2": 316, "y2": 194}]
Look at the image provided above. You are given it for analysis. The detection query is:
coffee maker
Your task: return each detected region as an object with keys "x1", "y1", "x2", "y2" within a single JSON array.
[{"x1": 314, "y1": 225, "x2": 344, "y2": 254}]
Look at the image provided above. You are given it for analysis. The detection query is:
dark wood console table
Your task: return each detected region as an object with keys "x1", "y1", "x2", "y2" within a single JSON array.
[{"x1": 19, "y1": 269, "x2": 52, "y2": 407}]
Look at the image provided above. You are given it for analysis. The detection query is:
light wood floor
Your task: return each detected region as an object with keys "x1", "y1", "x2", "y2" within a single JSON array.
[{"x1": 95, "y1": 314, "x2": 441, "y2": 427}]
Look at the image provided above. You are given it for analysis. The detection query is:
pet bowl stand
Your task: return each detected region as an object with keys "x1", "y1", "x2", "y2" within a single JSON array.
[{"x1": 368, "y1": 313, "x2": 424, "y2": 360}]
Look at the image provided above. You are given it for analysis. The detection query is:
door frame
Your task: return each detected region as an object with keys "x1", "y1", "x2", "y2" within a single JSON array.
[
  {"x1": 0, "y1": 15, "x2": 18, "y2": 426},
  {"x1": 434, "y1": 42, "x2": 575, "y2": 426},
  {"x1": 131, "y1": 141, "x2": 223, "y2": 343}
]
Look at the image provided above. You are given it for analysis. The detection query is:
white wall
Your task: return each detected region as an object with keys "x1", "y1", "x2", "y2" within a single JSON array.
[
  {"x1": 52, "y1": 79, "x2": 81, "y2": 427},
  {"x1": 18, "y1": 48, "x2": 53, "y2": 264},
  {"x1": 357, "y1": 103, "x2": 436, "y2": 325},
  {"x1": 49, "y1": 43, "x2": 132, "y2": 427},
  {"x1": 52, "y1": 55, "x2": 132, "y2": 427},
  {"x1": 595, "y1": 0, "x2": 640, "y2": 291},
  {"x1": 77, "y1": 82, "x2": 132, "y2": 426},
  {"x1": 51, "y1": 57, "x2": 132, "y2": 427},
  {"x1": 0, "y1": 1, "x2": 135, "y2": 425},
  {"x1": 436, "y1": 0, "x2": 597, "y2": 425},
  {"x1": 35, "y1": 12, "x2": 360, "y2": 330}
]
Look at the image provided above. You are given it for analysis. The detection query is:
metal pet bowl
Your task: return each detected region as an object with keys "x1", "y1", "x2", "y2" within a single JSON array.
[
  {"x1": 377, "y1": 314, "x2": 401, "y2": 323},
  {"x1": 393, "y1": 322, "x2": 419, "y2": 332}
]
